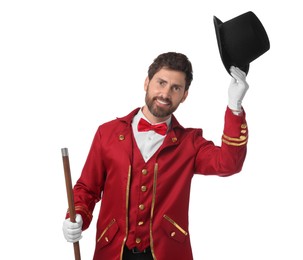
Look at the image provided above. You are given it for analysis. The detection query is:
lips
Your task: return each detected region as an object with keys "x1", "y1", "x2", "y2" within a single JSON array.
[{"x1": 155, "y1": 97, "x2": 171, "y2": 106}]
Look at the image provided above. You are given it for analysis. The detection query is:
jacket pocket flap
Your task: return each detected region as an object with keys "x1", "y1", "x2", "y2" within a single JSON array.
[
  {"x1": 161, "y1": 215, "x2": 188, "y2": 243},
  {"x1": 97, "y1": 219, "x2": 119, "y2": 248}
]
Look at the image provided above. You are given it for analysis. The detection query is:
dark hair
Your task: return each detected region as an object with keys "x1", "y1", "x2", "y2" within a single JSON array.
[{"x1": 148, "y1": 52, "x2": 193, "y2": 90}]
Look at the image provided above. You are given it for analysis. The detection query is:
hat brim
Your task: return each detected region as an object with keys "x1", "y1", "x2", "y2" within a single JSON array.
[{"x1": 213, "y1": 16, "x2": 249, "y2": 75}]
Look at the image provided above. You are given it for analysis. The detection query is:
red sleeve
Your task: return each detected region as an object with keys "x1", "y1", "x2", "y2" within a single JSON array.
[
  {"x1": 66, "y1": 126, "x2": 105, "y2": 230},
  {"x1": 194, "y1": 106, "x2": 248, "y2": 176}
]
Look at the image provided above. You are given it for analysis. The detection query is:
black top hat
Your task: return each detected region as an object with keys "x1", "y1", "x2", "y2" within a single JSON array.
[{"x1": 214, "y1": 11, "x2": 270, "y2": 75}]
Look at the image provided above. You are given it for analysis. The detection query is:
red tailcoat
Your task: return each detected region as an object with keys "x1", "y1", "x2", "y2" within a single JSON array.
[{"x1": 71, "y1": 107, "x2": 248, "y2": 260}]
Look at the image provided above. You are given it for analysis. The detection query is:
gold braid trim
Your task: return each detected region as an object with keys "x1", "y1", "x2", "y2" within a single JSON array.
[
  {"x1": 67, "y1": 205, "x2": 93, "y2": 221},
  {"x1": 222, "y1": 138, "x2": 247, "y2": 146},
  {"x1": 223, "y1": 134, "x2": 247, "y2": 142}
]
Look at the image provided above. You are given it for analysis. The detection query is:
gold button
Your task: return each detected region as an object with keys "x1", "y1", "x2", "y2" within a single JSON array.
[
  {"x1": 241, "y1": 130, "x2": 247, "y2": 134},
  {"x1": 119, "y1": 134, "x2": 125, "y2": 140},
  {"x1": 141, "y1": 185, "x2": 147, "y2": 192},
  {"x1": 171, "y1": 137, "x2": 177, "y2": 143},
  {"x1": 170, "y1": 232, "x2": 176, "y2": 237},
  {"x1": 105, "y1": 237, "x2": 109, "y2": 242},
  {"x1": 241, "y1": 124, "x2": 247, "y2": 129},
  {"x1": 142, "y1": 169, "x2": 148, "y2": 175},
  {"x1": 139, "y1": 204, "x2": 145, "y2": 210},
  {"x1": 138, "y1": 221, "x2": 144, "y2": 226},
  {"x1": 136, "y1": 238, "x2": 141, "y2": 244}
]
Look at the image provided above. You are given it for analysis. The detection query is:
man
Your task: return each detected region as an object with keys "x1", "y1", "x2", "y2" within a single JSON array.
[{"x1": 63, "y1": 52, "x2": 249, "y2": 260}]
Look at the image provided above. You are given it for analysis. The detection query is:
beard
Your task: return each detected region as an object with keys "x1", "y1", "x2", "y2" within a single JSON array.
[{"x1": 145, "y1": 90, "x2": 179, "y2": 119}]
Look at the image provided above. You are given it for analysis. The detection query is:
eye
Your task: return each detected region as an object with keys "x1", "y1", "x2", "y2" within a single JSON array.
[
  {"x1": 158, "y1": 80, "x2": 166, "y2": 87},
  {"x1": 172, "y1": 85, "x2": 181, "y2": 92}
]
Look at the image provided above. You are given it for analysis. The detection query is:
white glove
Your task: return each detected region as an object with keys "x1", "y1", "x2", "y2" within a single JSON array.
[
  {"x1": 63, "y1": 214, "x2": 83, "y2": 243},
  {"x1": 228, "y1": 66, "x2": 249, "y2": 112}
]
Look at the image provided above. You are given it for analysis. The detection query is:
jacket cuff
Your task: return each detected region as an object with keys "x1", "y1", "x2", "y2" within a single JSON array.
[
  {"x1": 66, "y1": 205, "x2": 93, "y2": 231},
  {"x1": 222, "y1": 106, "x2": 248, "y2": 147}
]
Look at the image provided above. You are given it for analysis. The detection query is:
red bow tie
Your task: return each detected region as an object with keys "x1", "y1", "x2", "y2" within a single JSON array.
[{"x1": 138, "y1": 118, "x2": 168, "y2": 135}]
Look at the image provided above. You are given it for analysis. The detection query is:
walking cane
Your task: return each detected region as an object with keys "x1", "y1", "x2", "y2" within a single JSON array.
[{"x1": 61, "y1": 148, "x2": 81, "y2": 260}]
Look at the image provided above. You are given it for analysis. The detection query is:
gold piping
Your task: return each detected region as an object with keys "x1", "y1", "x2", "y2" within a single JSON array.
[
  {"x1": 69, "y1": 205, "x2": 92, "y2": 221},
  {"x1": 222, "y1": 139, "x2": 247, "y2": 146},
  {"x1": 120, "y1": 165, "x2": 132, "y2": 260},
  {"x1": 150, "y1": 163, "x2": 158, "y2": 260},
  {"x1": 163, "y1": 215, "x2": 188, "y2": 236},
  {"x1": 223, "y1": 134, "x2": 247, "y2": 142},
  {"x1": 97, "y1": 218, "x2": 116, "y2": 242}
]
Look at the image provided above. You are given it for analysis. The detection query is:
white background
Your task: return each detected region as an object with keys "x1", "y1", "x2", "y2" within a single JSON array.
[{"x1": 1, "y1": 0, "x2": 303, "y2": 259}]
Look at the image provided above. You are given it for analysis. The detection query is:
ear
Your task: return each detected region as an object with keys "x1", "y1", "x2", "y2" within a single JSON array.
[
  {"x1": 144, "y1": 77, "x2": 149, "y2": 91},
  {"x1": 181, "y1": 90, "x2": 188, "y2": 103}
]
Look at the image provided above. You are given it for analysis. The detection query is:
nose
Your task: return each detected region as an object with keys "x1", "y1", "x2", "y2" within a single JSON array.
[{"x1": 160, "y1": 85, "x2": 172, "y2": 99}]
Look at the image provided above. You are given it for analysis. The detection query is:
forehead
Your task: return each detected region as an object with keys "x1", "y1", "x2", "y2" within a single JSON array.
[{"x1": 153, "y1": 68, "x2": 186, "y2": 86}]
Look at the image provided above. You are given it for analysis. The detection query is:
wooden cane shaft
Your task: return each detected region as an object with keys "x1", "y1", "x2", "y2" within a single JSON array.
[
  {"x1": 62, "y1": 155, "x2": 76, "y2": 222},
  {"x1": 73, "y1": 242, "x2": 81, "y2": 260},
  {"x1": 61, "y1": 148, "x2": 81, "y2": 260}
]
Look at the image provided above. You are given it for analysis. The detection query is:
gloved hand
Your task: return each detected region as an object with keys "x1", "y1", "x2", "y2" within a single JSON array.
[
  {"x1": 63, "y1": 214, "x2": 83, "y2": 243},
  {"x1": 228, "y1": 66, "x2": 249, "y2": 112}
]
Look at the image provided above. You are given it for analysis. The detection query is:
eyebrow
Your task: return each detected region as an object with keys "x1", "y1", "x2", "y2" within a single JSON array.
[{"x1": 156, "y1": 77, "x2": 185, "y2": 89}]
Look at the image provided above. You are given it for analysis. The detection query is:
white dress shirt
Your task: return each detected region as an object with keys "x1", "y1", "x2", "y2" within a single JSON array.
[{"x1": 132, "y1": 108, "x2": 171, "y2": 162}]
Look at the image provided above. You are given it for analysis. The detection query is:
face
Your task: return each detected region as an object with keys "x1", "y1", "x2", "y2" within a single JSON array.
[{"x1": 143, "y1": 68, "x2": 188, "y2": 123}]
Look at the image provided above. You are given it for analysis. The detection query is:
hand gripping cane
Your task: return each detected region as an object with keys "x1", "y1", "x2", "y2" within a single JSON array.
[{"x1": 61, "y1": 148, "x2": 81, "y2": 260}]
